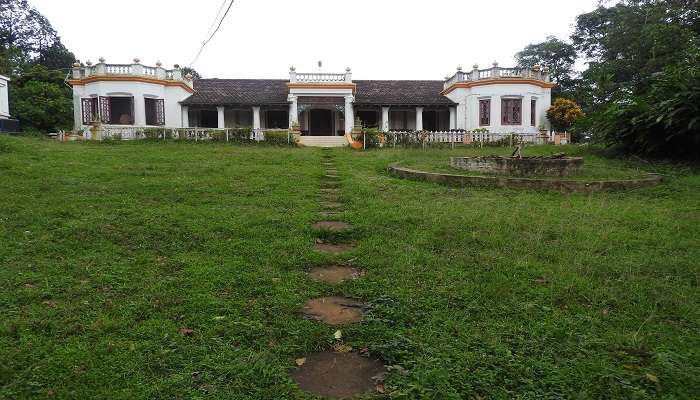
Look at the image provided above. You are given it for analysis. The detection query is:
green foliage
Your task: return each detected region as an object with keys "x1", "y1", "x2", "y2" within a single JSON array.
[
  {"x1": 515, "y1": 36, "x2": 578, "y2": 96},
  {"x1": 263, "y1": 130, "x2": 292, "y2": 146},
  {"x1": 568, "y1": 0, "x2": 700, "y2": 157},
  {"x1": 180, "y1": 67, "x2": 202, "y2": 80},
  {"x1": 10, "y1": 64, "x2": 72, "y2": 132},
  {"x1": 361, "y1": 127, "x2": 382, "y2": 148},
  {"x1": 591, "y1": 51, "x2": 700, "y2": 157}
]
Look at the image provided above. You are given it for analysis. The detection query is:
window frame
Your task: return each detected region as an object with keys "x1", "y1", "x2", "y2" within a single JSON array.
[
  {"x1": 479, "y1": 99, "x2": 491, "y2": 126},
  {"x1": 501, "y1": 97, "x2": 522, "y2": 126},
  {"x1": 530, "y1": 98, "x2": 536, "y2": 126}
]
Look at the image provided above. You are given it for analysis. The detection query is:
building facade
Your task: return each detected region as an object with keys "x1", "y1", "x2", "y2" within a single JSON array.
[
  {"x1": 0, "y1": 74, "x2": 10, "y2": 119},
  {"x1": 68, "y1": 59, "x2": 554, "y2": 144}
]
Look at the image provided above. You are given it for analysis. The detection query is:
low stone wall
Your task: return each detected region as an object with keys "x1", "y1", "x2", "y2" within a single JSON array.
[
  {"x1": 388, "y1": 164, "x2": 663, "y2": 193},
  {"x1": 450, "y1": 156, "x2": 584, "y2": 177}
]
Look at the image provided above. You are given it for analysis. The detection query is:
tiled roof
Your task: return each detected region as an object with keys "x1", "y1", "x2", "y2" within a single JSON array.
[
  {"x1": 181, "y1": 79, "x2": 289, "y2": 106},
  {"x1": 354, "y1": 80, "x2": 455, "y2": 106},
  {"x1": 181, "y1": 79, "x2": 455, "y2": 107}
]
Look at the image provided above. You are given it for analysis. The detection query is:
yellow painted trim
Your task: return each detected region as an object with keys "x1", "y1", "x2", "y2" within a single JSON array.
[
  {"x1": 68, "y1": 75, "x2": 194, "y2": 93},
  {"x1": 441, "y1": 79, "x2": 556, "y2": 95}
]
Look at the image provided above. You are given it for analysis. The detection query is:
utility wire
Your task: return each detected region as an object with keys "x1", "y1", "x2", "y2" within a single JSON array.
[
  {"x1": 189, "y1": 0, "x2": 235, "y2": 67},
  {"x1": 205, "y1": 0, "x2": 228, "y2": 39}
]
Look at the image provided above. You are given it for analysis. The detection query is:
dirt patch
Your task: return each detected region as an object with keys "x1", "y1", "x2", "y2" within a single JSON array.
[
  {"x1": 291, "y1": 351, "x2": 384, "y2": 399},
  {"x1": 319, "y1": 211, "x2": 342, "y2": 218},
  {"x1": 312, "y1": 221, "x2": 352, "y2": 231},
  {"x1": 308, "y1": 265, "x2": 362, "y2": 283},
  {"x1": 314, "y1": 242, "x2": 354, "y2": 254},
  {"x1": 324, "y1": 174, "x2": 341, "y2": 180},
  {"x1": 320, "y1": 188, "x2": 341, "y2": 194},
  {"x1": 321, "y1": 202, "x2": 343, "y2": 210},
  {"x1": 302, "y1": 296, "x2": 364, "y2": 325}
]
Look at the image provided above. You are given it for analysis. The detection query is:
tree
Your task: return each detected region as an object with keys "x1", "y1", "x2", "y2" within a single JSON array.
[
  {"x1": 181, "y1": 67, "x2": 202, "y2": 79},
  {"x1": 546, "y1": 98, "x2": 584, "y2": 133},
  {"x1": 515, "y1": 36, "x2": 577, "y2": 93},
  {"x1": 10, "y1": 65, "x2": 73, "y2": 132},
  {"x1": 569, "y1": 0, "x2": 700, "y2": 157},
  {"x1": 1, "y1": 0, "x2": 76, "y2": 132}
]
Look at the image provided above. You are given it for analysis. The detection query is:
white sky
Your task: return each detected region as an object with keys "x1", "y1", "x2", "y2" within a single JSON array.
[{"x1": 30, "y1": 0, "x2": 599, "y2": 80}]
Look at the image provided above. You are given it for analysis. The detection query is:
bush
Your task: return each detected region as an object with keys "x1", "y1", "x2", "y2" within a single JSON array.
[
  {"x1": 546, "y1": 98, "x2": 584, "y2": 132},
  {"x1": 263, "y1": 130, "x2": 291, "y2": 146},
  {"x1": 591, "y1": 50, "x2": 700, "y2": 158},
  {"x1": 361, "y1": 128, "x2": 382, "y2": 148}
]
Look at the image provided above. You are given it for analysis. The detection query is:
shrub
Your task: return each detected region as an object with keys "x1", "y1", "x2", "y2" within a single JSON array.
[
  {"x1": 361, "y1": 128, "x2": 382, "y2": 148},
  {"x1": 263, "y1": 130, "x2": 291, "y2": 146},
  {"x1": 546, "y1": 98, "x2": 584, "y2": 132},
  {"x1": 590, "y1": 50, "x2": 700, "y2": 158}
]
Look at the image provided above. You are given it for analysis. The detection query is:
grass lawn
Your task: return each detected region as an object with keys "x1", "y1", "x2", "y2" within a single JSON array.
[{"x1": 1, "y1": 136, "x2": 699, "y2": 399}]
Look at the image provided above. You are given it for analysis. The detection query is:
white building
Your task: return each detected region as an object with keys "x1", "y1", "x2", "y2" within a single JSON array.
[
  {"x1": 68, "y1": 58, "x2": 554, "y2": 144},
  {"x1": 0, "y1": 74, "x2": 10, "y2": 119}
]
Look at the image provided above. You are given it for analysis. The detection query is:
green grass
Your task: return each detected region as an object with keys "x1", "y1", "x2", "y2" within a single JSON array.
[
  {"x1": 1, "y1": 136, "x2": 699, "y2": 399},
  {"x1": 395, "y1": 145, "x2": 657, "y2": 180}
]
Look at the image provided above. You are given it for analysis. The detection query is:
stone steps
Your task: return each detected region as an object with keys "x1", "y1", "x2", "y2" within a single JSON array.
[{"x1": 299, "y1": 136, "x2": 348, "y2": 148}]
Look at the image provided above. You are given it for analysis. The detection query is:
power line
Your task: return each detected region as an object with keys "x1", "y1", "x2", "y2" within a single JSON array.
[
  {"x1": 205, "y1": 0, "x2": 228, "y2": 39},
  {"x1": 189, "y1": 0, "x2": 236, "y2": 67}
]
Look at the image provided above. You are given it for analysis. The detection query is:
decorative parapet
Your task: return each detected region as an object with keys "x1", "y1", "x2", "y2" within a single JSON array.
[
  {"x1": 443, "y1": 61, "x2": 552, "y2": 91},
  {"x1": 289, "y1": 66, "x2": 353, "y2": 83},
  {"x1": 70, "y1": 58, "x2": 192, "y2": 87}
]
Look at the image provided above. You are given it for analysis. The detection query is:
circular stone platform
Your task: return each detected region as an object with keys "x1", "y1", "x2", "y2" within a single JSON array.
[
  {"x1": 451, "y1": 155, "x2": 583, "y2": 177},
  {"x1": 389, "y1": 163, "x2": 663, "y2": 193}
]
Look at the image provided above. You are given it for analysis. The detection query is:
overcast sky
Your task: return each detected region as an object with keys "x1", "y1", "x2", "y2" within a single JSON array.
[{"x1": 30, "y1": 0, "x2": 599, "y2": 80}]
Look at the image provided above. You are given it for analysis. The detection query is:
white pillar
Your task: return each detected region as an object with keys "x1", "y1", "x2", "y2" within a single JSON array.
[
  {"x1": 415, "y1": 106, "x2": 423, "y2": 131},
  {"x1": 288, "y1": 95, "x2": 298, "y2": 127},
  {"x1": 344, "y1": 95, "x2": 354, "y2": 134},
  {"x1": 134, "y1": 95, "x2": 146, "y2": 126},
  {"x1": 491, "y1": 96, "x2": 501, "y2": 131},
  {"x1": 449, "y1": 106, "x2": 456, "y2": 130},
  {"x1": 72, "y1": 91, "x2": 82, "y2": 130},
  {"x1": 381, "y1": 106, "x2": 390, "y2": 132},
  {"x1": 217, "y1": 106, "x2": 225, "y2": 128},
  {"x1": 252, "y1": 106, "x2": 261, "y2": 130},
  {"x1": 181, "y1": 105, "x2": 189, "y2": 127}
]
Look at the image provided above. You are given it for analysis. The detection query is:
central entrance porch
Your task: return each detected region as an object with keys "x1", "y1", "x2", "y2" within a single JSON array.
[{"x1": 297, "y1": 97, "x2": 345, "y2": 136}]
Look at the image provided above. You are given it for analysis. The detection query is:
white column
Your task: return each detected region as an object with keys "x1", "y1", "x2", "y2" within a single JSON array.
[
  {"x1": 415, "y1": 106, "x2": 424, "y2": 131},
  {"x1": 381, "y1": 106, "x2": 390, "y2": 132},
  {"x1": 344, "y1": 95, "x2": 354, "y2": 134},
  {"x1": 491, "y1": 96, "x2": 501, "y2": 131},
  {"x1": 134, "y1": 95, "x2": 146, "y2": 126},
  {"x1": 288, "y1": 95, "x2": 298, "y2": 127},
  {"x1": 456, "y1": 100, "x2": 467, "y2": 130},
  {"x1": 252, "y1": 106, "x2": 261, "y2": 130},
  {"x1": 217, "y1": 106, "x2": 225, "y2": 128},
  {"x1": 449, "y1": 106, "x2": 456, "y2": 130},
  {"x1": 72, "y1": 91, "x2": 82, "y2": 130},
  {"x1": 181, "y1": 105, "x2": 189, "y2": 127}
]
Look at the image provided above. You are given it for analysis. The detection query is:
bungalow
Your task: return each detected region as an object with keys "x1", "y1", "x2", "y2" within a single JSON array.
[{"x1": 68, "y1": 59, "x2": 554, "y2": 146}]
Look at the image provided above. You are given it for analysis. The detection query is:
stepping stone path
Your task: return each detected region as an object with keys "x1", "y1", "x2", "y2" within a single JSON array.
[
  {"x1": 312, "y1": 221, "x2": 352, "y2": 232},
  {"x1": 302, "y1": 296, "x2": 364, "y2": 325},
  {"x1": 290, "y1": 352, "x2": 385, "y2": 399},
  {"x1": 307, "y1": 265, "x2": 362, "y2": 283},
  {"x1": 290, "y1": 148, "x2": 385, "y2": 398}
]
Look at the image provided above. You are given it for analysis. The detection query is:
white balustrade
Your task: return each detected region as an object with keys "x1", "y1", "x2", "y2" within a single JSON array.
[
  {"x1": 294, "y1": 72, "x2": 348, "y2": 83},
  {"x1": 444, "y1": 65, "x2": 547, "y2": 87}
]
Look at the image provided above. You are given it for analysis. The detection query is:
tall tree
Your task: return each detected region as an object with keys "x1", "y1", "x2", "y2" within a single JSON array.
[
  {"x1": 1, "y1": 0, "x2": 76, "y2": 132},
  {"x1": 515, "y1": 36, "x2": 577, "y2": 91}
]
